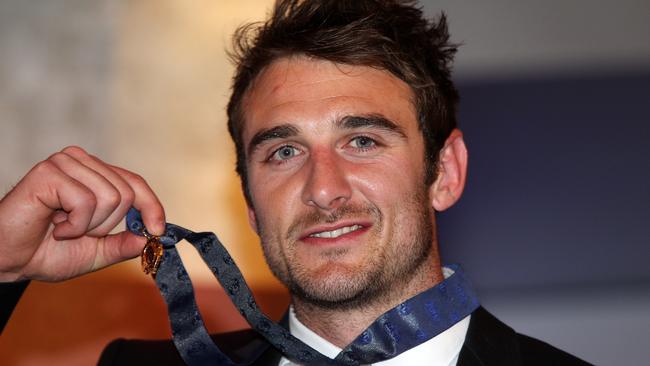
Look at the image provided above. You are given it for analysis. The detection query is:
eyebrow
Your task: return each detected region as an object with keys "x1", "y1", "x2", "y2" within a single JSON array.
[
  {"x1": 338, "y1": 114, "x2": 407, "y2": 138},
  {"x1": 248, "y1": 124, "x2": 299, "y2": 158}
]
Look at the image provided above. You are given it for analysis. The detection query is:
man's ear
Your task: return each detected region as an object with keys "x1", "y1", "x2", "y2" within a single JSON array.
[
  {"x1": 429, "y1": 128, "x2": 468, "y2": 211},
  {"x1": 247, "y1": 205, "x2": 259, "y2": 234}
]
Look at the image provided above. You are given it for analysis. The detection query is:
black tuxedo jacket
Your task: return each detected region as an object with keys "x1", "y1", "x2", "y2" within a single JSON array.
[
  {"x1": 1, "y1": 281, "x2": 591, "y2": 365},
  {"x1": 97, "y1": 306, "x2": 592, "y2": 365}
]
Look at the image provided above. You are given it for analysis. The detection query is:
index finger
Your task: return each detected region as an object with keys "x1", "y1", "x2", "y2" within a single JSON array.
[{"x1": 108, "y1": 165, "x2": 166, "y2": 236}]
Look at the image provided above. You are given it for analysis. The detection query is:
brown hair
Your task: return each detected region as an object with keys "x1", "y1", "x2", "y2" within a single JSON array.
[{"x1": 227, "y1": 0, "x2": 459, "y2": 204}]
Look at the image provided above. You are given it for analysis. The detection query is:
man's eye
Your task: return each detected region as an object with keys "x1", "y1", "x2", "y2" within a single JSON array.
[
  {"x1": 270, "y1": 145, "x2": 299, "y2": 161},
  {"x1": 349, "y1": 136, "x2": 376, "y2": 149}
]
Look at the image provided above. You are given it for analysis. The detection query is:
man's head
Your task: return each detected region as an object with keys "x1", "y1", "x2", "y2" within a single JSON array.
[
  {"x1": 228, "y1": 0, "x2": 459, "y2": 205},
  {"x1": 226, "y1": 0, "x2": 467, "y2": 310}
]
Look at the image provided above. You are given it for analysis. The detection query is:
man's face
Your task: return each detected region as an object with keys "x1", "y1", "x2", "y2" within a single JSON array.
[{"x1": 242, "y1": 56, "x2": 436, "y2": 308}]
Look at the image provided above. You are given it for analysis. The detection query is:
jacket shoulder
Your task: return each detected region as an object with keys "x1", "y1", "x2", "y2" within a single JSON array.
[
  {"x1": 516, "y1": 333, "x2": 592, "y2": 366},
  {"x1": 459, "y1": 307, "x2": 592, "y2": 366},
  {"x1": 0, "y1": 280, "x2": 30, "y2": 335},
  {"x1": 98, "y1": 328, "x2": 268, "y2": 366}
]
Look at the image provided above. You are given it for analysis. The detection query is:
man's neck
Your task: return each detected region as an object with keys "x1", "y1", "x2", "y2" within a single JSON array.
[{"x1": 290, "y1": 251, "x2": 444, "y2": 348}]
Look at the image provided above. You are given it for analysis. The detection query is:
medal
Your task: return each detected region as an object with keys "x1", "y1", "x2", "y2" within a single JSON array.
[{"x1": 141, "y1": 229, "x2": 163, "y2": 278}]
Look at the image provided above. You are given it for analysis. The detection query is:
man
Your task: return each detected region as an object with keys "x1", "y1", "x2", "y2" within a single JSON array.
[{"x1": 0, "y1": 0, "x2": 590, "y2": 365}]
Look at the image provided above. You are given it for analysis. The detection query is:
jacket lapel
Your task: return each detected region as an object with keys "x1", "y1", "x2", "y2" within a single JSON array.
[
  {"x1": 240, "y1": 312, "x2": 288, "y2": 366},
  {"x1": 457, "y1": 307, "x2": 522, "y2": 366},
  {"x1": 250, "y1": 345, "x2": 283, "y2": 366}
]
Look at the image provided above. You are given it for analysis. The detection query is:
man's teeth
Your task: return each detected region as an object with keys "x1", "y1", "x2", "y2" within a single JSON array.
[{"x1": 309, "y1": 225, "x2": 363, "y2": 239}]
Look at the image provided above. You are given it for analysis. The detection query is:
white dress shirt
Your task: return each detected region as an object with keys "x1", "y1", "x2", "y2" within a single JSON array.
[{"x1": 279, "y1": 267, "x2": 471, "y2": 366}]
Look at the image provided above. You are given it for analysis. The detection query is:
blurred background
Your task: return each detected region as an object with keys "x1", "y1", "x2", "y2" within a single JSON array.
[{"x1": 0, "y1": 0, "x2": 648, "y2": 364}]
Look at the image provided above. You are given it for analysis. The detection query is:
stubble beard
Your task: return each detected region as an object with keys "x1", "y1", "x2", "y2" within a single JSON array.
[{"x1": 259, "y1": 190, "x2": 434, "y2": 311}]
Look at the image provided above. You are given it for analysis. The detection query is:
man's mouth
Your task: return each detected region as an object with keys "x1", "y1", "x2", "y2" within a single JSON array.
[{"x1": 308, "y1": 224, "x2": 364, "y2": 239}]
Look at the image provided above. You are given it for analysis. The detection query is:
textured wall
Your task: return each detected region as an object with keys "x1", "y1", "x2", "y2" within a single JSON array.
[{"x1": 0, "y1": 0, "x2": 112, "y2": 191}]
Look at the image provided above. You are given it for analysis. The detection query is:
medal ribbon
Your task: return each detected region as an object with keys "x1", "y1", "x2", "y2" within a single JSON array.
[{"x1": 126, "y1": 208, "x2": 479, "y2": 365}]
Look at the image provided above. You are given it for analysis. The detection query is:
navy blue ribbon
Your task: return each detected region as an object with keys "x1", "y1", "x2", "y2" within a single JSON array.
[{"x1": 126, "y1": 208, "x2": 479, "y2": 365}]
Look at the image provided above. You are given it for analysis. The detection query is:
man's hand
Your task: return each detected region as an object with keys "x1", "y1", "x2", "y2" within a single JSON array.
[{"x1": 0, "y1": 146, "x2": 165, "y2": 282}]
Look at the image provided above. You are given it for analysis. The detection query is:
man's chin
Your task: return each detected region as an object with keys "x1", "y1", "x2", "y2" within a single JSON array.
[{"x1": 286, "y1": 263, "x2": 385, "y2": 309}]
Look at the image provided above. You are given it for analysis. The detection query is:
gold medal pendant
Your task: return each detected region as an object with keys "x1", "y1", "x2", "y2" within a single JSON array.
[{"x1": 141, "y1": 230, "x2": 164, "y2": 278}]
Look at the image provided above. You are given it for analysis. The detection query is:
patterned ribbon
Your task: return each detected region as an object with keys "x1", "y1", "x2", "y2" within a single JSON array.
[{"x1": 126, "y1": 208, "x2": 479, "y2": 365}]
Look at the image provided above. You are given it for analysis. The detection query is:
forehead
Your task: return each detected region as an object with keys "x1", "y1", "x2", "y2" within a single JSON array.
[{"x1": 241, "y1": 56, "x2": 417, "y2": 139}]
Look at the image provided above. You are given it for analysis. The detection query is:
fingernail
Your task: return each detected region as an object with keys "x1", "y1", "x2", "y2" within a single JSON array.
[{"x1": 154, "y1": 221, "x2": 166, "y2": 236}]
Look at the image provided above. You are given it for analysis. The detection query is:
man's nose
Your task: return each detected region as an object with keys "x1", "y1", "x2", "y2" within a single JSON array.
[{"x1": 301, "y1": 149, "x2": 352, "y2": 210}]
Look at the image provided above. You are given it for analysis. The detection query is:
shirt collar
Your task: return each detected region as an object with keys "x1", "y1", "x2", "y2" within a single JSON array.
[{"x1": 279, "y1": 266, "x2": 471, "y2": 365}]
